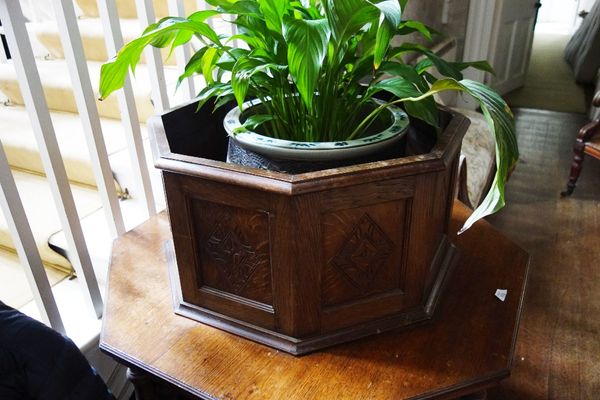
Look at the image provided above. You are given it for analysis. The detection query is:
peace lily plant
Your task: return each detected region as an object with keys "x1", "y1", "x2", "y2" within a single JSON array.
[{"x1": 99, "y1": 0, "x2": 518, "y2": 231}]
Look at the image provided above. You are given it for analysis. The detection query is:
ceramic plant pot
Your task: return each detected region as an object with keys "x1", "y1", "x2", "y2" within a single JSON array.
[{"x1": 223, "y1": 99, "x2": 409, "y2": 173}]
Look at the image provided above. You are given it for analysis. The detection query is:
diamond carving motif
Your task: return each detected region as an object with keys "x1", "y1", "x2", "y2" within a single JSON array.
[
  {"x1": 205, "y1": 223, "x2": 263, "y2": 295},
  {"x1": 331, "y1": 214, "x2": 394, "y2": 292}
]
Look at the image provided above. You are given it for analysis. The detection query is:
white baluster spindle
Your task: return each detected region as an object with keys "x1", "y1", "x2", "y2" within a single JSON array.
[
  {"x1": 168, "y1": 0, "x2": 195, "y2": 100},
  {"x1": 135, "y1": 0, "x2": 170, "y2": 112},
  {"x1": 51, "y1": 0, "x2": 125, "y2": 239},
  {"x1": 0, "y1": 141, "x2": 65, "y2": 332},
  {"x1": 97, "y1": 0, "x2": 156, "y2": 217}
]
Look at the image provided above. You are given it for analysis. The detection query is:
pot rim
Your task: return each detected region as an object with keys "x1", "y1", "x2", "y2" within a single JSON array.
[{"x1": 223, "y1": 98, "x2": 409, "y2": 161}]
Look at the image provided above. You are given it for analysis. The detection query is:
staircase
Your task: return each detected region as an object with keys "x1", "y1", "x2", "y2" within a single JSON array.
[{"x1": 0, "y1": 0, "x2": 197, "y2": 309}]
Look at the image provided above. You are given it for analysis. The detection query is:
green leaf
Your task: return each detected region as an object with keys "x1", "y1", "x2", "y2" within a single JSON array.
[
  {"x1": 378, "y1": 61, "x2": 428, "y2": 91},
  {"x1": 188, "y1": 10, "x2": 220, "y2": 22},
  {"x1": 99, "y1": 56, "x2": 135, "y2": 101},
  {"x1": 232, "y1": 57, "x2": 286, "y2": 108},
  {"x1": 213, "y1": 93, "x2": 236, "y2": 110},
  {"x1": 168, "y1": 29, "x2": 194, "y2": 59},
  {"x1": 219, "y1": 1, "x2": 261, "y2": 16},
  {"x1": 227, "y1": 34, "x2": 265, "y2": 49},
  {"x1": 404, "y1": 97, "x2": 439, "y2": 128},
  {"x1": 177, "y1": 47, "x2": 208, "y2": 89},
  {"x1": 258, "y1": 0, "x2": 289, "y2": 33},
  {"x1": 399, "y1": 78, "x2": 518, "y2": 231},
  {"x1": 371, "y1": 0, "x2": 402, "y2": 27},
  {"x1": 371, "y1": 0, "x2": 402, "y2": 68},
  {"x1": 215, "y1": 47, "x2": 249, "y2": 71},
  {"x1": 397, "y1": 20, "x2": 438, "y2": 40},
  {"x1": 195, "y1": 82, "x2": 232, "y2": 111},
  {"x1": 283, "y1": 17, "x2": 330, "y2": 108},
  {"x1": 201, "y1": 47, "x2": 220, "y2": 84},
  {"x1": 451, "y1": 60, "x2": 496, "y2": 75},
  {"x1": 391, "y1": 43, "x2": 463, "y2": 80},
  {"x1": 99, "y1": 17, "x2": 220, "y2": 99},
  {"x1": 417, "y1": 59, "x2": 496, "y2": 76},
  {"x1": 205, "y1": 0, "x2": 241, "y2": 11},
  {"x1": 367, "y1": 74, "x2": 439, "y2": 128},
  {"x1": 374, "y1": 18, "x2": 393, "y2": 69},
  {"x1": 323, "y1": 0, "x2": 378, "y2": 44},
  {"x1": 367, "y1": 77, "x2": 421, "y2": 99},
  {"x1": 242, "y1": 114, "x2": 275, "y2": 131}
]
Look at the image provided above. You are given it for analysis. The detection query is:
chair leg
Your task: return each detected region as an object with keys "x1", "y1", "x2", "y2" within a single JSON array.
[{"x1": 561, "y1": 140, "x2": 586, "y2": 196}]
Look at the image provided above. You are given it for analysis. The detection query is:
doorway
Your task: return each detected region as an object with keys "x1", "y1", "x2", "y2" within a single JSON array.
[
  {"x1": 536, "y1": 0, "x2": 595, "y2": 34},
  {"x1": 501, "y1": 0, "x2": 592, "y2": 113}
]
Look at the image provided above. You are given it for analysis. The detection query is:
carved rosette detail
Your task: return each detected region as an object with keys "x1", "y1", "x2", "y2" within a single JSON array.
[
  {"x1": 331, "y1": 214, "x2": 394, "y2": 292},
  {"x1": 205, "y1": 223, "x2": 263, "y2": 295}
]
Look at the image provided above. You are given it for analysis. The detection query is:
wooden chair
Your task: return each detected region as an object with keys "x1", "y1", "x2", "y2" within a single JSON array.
[{"x1": 562, "y1": 92, "x2": 600, "y2": 196}]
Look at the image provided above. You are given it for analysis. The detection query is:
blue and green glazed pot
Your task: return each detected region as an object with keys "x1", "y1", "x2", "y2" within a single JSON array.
[{"x1": 224, "y1": 98, "x2": 410, "y2": 174}]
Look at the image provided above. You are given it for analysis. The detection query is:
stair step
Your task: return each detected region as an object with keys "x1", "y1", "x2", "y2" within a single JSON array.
[
  {"x1": 0, "y1": 104, "x2": 137, "y2": 188},
  {"x1": 74, "y1": 0, "x2": 197, "y2": 19},
  {"x1": 0, "y1": 59, "x2": 182, "y2": 121},
  {"x1": 0, "y1": 249, "x2": 69, "y2": 309},
  {"x1": 32, "y1": 18, "x2": 177, "y2": 65},
  {"x1": 0, "y1": 170, "x2": 102, "y2": 276}
]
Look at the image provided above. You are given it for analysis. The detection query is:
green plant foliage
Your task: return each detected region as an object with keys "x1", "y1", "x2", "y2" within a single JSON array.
[{"x1": 98, "y1": 0, "x2": 518, "y2": 229}]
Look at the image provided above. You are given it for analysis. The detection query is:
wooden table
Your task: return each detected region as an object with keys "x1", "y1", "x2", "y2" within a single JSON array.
[{"x1": 100, "y1": 203, "x2": 530, "y2": 400}]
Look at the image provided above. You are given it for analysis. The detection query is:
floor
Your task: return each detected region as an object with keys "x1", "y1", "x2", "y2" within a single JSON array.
[
  {"x1": 503, "y1": 33, "x2": 588, "y2": 114},
  {"x1": 486, "y1": 108, "x2": 600, "y2": 399}
]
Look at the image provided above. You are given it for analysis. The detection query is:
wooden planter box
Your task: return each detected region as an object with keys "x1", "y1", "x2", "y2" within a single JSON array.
[{"x1": 149, "y1": 101, "x2": 470, "y2": 355}]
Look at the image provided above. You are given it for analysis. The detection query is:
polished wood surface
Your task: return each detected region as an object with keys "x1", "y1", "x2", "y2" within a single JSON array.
[
  {"x1": 101, "y1": 202, "x2": 529, "y2": 400},
  {"x1": 488, "y1": 108, "x2": 600, "y2": 400}
]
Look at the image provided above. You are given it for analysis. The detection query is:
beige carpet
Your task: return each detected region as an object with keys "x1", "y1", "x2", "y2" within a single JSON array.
[
  {"x1": 504, "y1": 33, "x2": 588, "y2": 114},
  {"x1": 0, "y1": 171, "x2": 103, "y2": 308},
  {"x1": 0, "y1": 250, "x2": 68, "y2": 309}
]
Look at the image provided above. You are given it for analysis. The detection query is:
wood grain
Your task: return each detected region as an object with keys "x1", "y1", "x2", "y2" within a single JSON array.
[
  {"x1": 101, "y1": 202, "x2": 529, "y2": 400},
  {"x1": 153, "y1": 103, "x2": 468, "y2": 353}
]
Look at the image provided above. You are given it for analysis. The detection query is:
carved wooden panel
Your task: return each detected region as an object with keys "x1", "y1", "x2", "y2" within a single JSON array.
[
  {"x1": 189, "y1": 199, "x2": 273, "y2": 306},
  {"x1": 321, "y1": 201, "x2": 408, "y2": 306}
]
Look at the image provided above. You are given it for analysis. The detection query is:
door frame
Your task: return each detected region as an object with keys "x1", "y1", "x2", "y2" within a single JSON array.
[{"x1": 461, "y1": 0, "x2": 498, "y2": 109}]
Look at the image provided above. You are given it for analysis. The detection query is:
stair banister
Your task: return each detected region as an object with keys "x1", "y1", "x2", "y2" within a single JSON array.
[
  {"x1": 51, "y1": 0, "x2": 126, "y2": 238},
  {"x1": 168, "y1": 0, "x2": 195, "y2": 100},
  {"x1": 97, "y1": 0, "x2": 157, "y2": 217},
  {"x1": 0, "y1": 0, "x2": 103, "y2": 318},
  {"x1": 0, "y1": 139, "x2": 65, "y2": 332},
  {"x1": 134, "y1": 0, "x2": 170, "y2": 112}
]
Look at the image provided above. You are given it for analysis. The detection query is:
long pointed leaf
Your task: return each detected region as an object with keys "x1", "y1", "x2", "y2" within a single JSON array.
[
  {"x1": 283, "y1": 17, "x2": 330, "y2": 108},
  {"x1": 99, "y1": 17, "x2": 220, "y2": 99},
  {"x1": 395, "y1": 78, "x2": 518, "y2": 231}
]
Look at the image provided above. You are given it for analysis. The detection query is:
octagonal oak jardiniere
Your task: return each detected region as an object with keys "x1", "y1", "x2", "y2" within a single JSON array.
[{"x1": 148, "y1": 100, "x2": 470, "y2": 355}]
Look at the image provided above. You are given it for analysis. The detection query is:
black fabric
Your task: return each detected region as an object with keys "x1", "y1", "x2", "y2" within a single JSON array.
[{"x1": 0, "y1": 301, "x2": 114, "y2": 400}]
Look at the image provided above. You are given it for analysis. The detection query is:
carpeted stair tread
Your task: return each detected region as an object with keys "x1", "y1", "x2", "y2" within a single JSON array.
[
  {"x1": 0, "y1": 104, "x2": 137, "y2": 188},
  {"x1": 0, "y1": 249, "x2": 69, "y2": 309},
  {"x1": 0, "y1": 170, "x2": 102, "y2": 275},
  {"x1": 32, "y1": 18, "x2": 177, "y2": 65},
  {"x1": 74, "y1": 0, "x2": 197, "y2": 19},
  {"x1": 0, "y1": 59, "x2": 180, "y2": 121}
]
